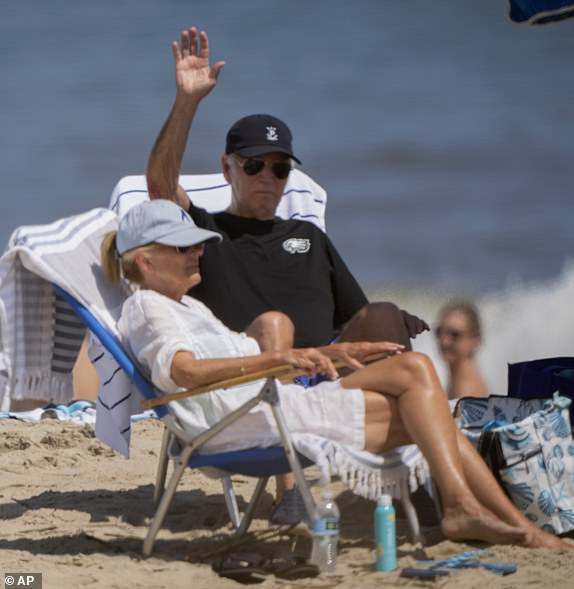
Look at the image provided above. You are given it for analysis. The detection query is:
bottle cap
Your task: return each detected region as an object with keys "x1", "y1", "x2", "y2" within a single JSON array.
[{"x1": 378, "y1": 494, "x2": 392, "y2": 507}]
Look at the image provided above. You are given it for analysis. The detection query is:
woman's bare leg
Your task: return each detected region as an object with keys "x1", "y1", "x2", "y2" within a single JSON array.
[
  {"x1": 359, "y1": 390, "x2": 568, "y2": 549},
  {"x1": 457, "y1": 431, "x2": 572, "y2": 549},
  {"x1": 341, "y1": 352, "x2": 526, "y2": 545}
]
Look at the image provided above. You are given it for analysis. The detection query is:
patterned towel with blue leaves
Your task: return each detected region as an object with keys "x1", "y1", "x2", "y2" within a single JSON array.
[{"x1": 456, "y1": 393, "x2": 574, "y2": 534}]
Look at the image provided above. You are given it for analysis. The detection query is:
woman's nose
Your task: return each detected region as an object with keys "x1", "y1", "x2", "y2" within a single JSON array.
[{"x1": 190, "y1": 243, "x2": 205, "y2": 257}]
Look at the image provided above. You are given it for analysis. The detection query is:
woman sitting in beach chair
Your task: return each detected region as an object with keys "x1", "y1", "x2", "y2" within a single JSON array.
[{"x1": 101, "y1": 199, "x2": 569, "y2": 549}]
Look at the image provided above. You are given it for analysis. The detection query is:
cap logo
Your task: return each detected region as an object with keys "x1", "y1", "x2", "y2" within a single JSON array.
[
  {"x1": 282, "y1": 238, "x2": 310, "y2": 254},
  {"x1": 265, "y1": 126, "x2": 279, "y2": 142}
]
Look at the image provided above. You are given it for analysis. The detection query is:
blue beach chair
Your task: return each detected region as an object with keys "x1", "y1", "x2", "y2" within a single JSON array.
[
  {"x1": 0, "y1": 207, "x2": 317, "y2": 556},
  {"x1": 55, "y1": 285, "x2": 317, "y2": 557}
]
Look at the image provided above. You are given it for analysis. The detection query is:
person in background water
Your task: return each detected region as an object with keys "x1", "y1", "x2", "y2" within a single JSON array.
[{"x1": 435, "y1": 300, "x2": 489, "y2": 400}]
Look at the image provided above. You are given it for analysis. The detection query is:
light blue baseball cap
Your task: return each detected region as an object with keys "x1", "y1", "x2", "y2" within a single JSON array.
[{"x1": 116, "y1": 200, "x2": 222, "y2": 255}]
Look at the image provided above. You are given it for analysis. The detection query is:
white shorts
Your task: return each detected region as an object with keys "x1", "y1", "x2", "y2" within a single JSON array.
[
  {"x1": 277, "y1": 380, "x2": 365, "y2": 450},
  {"x1": 200, "y1": 378, "x2": 365, "y2": 453}
]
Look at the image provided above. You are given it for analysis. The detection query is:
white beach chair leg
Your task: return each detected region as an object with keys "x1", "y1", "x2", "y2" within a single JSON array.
[
  {"x1": 270, "y1": 402, "x2": 317, "y2": 523},
  {"x1": 153, "y1": 427, "x2": 171, "y2": 506},
  {"x1": 236, "y1": 476, "x2": 270, "y2": 536},
  {"x1": 143, "y1": 444, "x2": 194, "y2": 557},
  {"x1": 222, "y1": 476, "x2": 241, "y2": 529},
  {"x1": 400, "y1": 479, "x2": 425, "y2": 545}
]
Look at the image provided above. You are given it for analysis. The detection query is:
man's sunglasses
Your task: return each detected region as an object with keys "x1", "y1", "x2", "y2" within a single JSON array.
[{"x1": 232, "y1": 155, "x2": 292, "y2": 180}]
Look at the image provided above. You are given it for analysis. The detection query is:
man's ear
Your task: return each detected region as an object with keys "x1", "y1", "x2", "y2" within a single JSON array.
[{"x1": 221, "y1": 154, "x2": 232, "y2": 183}]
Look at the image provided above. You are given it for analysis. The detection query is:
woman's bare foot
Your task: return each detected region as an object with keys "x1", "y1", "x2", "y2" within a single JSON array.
[
  {"x1": 522, "y1": 527, "x2": 574, "y2": 550},
  {"x1": 441, "y1": 506, "x2": 526, "y2": 545}
]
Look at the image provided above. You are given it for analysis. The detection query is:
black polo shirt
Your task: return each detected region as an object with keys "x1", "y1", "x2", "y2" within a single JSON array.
[{"x1": 188, "y1": 204, "x2": 368, "y2": 348}]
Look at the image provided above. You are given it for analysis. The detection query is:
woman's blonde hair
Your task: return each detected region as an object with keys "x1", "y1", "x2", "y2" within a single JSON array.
[{"x1": 100, "y1": 231, "x2": 155, "y2": 286}]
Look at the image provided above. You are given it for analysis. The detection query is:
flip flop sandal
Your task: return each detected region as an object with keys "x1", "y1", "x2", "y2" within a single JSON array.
[
  {"x1": 479, "y1": 561, "x2": 517, "y2": 575},
  {"x1": 400, "y1": 567, "x2": 450, "y2": 579},
  {"x1": 406, "y1": 549, "x2": 517, "y2": 578},
  {"x1": 264, "y1": 560, "x2": 320, "y2": 580},
  {"x1": 212, "y1": 559, "x2": 269, "y2": 584}
]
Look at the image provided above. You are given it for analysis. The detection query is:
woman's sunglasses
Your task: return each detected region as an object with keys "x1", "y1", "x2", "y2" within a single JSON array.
[
  {"x1": 434, "y1": 327, "x2": 467, "y2": 340},
  {"x1": 174, "y1": 244, "x2": 203, "y2": 254},
  {"x1": 232, "y1": 154, "x2": 292, "y2": 180}
]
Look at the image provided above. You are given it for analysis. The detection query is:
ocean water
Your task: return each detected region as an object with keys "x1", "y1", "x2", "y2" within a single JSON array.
[{"x1": 1, "y1": 1, "x2": 573, "y2": 393}]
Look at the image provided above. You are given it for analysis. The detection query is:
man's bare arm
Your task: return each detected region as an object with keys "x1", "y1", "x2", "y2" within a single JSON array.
[{"x1": 146, "y1": 27, "x2": 224, "y2": 207}]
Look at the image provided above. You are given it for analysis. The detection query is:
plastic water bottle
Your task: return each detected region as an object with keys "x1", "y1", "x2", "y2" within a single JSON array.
[
  {"x1": 310, "y1": 490, "x2": 340, "y2": 574},
  {"x1": 375, "y1": 494, "x2": 397, "y2": 572}
]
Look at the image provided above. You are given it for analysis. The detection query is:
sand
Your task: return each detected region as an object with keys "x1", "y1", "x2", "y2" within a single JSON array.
[{"x1": 1, "y1": 417, "x2": 574, "y2": 589}]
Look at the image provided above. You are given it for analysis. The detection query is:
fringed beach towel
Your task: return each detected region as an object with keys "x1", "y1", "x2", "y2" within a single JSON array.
[
  {"x1": 292, "y1": 433, "x2": 431, "y2": 500},
  {"x1": 0, "y1": 208, "x2": 123, "y2": 410}
]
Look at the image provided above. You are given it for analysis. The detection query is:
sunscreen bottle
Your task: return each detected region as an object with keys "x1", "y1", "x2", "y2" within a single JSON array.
[{"x1": 375, "y1": 494, "x2": 397, "y2": 572}]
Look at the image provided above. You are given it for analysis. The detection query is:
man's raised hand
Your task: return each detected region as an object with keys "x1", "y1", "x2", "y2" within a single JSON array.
[{"x1": 172, "y1": 27, "x2": 225, "y2": 100}]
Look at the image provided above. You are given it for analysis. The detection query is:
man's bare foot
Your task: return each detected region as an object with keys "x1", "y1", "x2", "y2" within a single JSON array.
[{"x1": 441, "y1": 507, "x2": 526, "y2": 545}]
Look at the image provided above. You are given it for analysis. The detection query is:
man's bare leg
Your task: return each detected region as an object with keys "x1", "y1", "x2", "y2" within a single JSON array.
[
  {"x1": 245, "y1": 311, "x2": 294, "y2": 355},
  {"x1": 339, "y1": 302, "x2": 412, "y2": 349},
  {"x1": 246, "y1": 311, "x2": 297, "y2": 501}
]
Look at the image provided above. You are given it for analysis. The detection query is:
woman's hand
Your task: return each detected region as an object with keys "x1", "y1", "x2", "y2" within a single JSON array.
[
  {"x1": 323, "y1": 341, "x2": 404, "y2": 371},
  {"x1": 280, "y1": 348, "x2": 339, "y2": 380}
]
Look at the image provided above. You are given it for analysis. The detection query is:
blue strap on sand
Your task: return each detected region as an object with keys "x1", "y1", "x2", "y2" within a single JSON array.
[{"x1": 407, "y1": 549, "x2": 517, "y2": 577}]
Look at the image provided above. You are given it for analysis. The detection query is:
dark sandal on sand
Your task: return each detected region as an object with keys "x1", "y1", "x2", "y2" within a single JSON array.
[
  {"x1": 261, "y1": 558, "x2": 320, "y2": 580},
  {"x1": 212, "y1": 558, "x2": 269, "y2": 584},
  {"x1": 213, "y1": 556, "x2": 320, "y2": 583}
]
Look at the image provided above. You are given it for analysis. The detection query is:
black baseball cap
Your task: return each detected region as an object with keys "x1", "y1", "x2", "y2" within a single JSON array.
[{"x1": 225, "y1": 114, "x2": 301, "y2": 163}]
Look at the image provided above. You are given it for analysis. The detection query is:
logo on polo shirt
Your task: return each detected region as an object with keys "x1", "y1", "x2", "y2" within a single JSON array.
[{"x1": 282, "y1": 238, "x2": 310, "y2": 254}]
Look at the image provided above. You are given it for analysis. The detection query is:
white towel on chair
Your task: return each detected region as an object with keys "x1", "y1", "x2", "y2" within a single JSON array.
[
  {"x1": 0, "y1": 208, "x2": 121, "y2": 411},
  {"x1": 109, "y1": 170, "x2": 327, "y2": 231}
]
